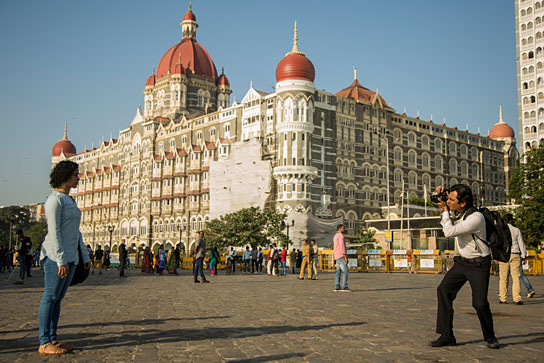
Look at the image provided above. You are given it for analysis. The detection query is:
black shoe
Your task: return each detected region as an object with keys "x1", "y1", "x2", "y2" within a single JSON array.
[
  {"x1": 514, "y1": 301, "x2": 524, "y2": 305},
  {"x1": 486, "y1": 337, "x2": 500, "y2": 349},
  {"x1": 430, "y1": 335, "x2": 456, "y2": 347},
  {"x1": 194, "y1": 280, "x2": 200, "y2": 283},
  {"x1": 202, "y1": 280, "x2": 210, "y2": 283},
  {"x1": 499, "y1": 300, "x2": 507, "y2": 304}
]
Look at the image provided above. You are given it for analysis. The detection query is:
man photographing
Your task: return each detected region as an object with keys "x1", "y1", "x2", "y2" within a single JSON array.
[{"x1": 430, "y1": 184, "x2": 500, "y2": 349}]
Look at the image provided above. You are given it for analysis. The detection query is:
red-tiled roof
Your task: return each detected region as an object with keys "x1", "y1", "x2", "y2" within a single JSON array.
[{"x1": 335, "y1": 79, "x2": 392, "y2": 110}]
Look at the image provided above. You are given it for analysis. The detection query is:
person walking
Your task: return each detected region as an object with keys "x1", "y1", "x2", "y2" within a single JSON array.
[
  {"x1": 430, "y1": 184, "x2": 499, "y2": 349},
  {"x1": 298, "y1": 240, "x2": 312, "y2": 280},
  {"x1": 103, "y1": 249, "x2": 111, "y2": 270},
  {"x1": 280, "y1": 245, "x2": 287, "y2": 276},
  {"x1": 257, "y1": 247, "x2": 264, "y2": 272},
  {"x1": 94, "y1": 246, "x2": 104, "y2": 274},
  {"x1": 243, "y1": 246, "x2": 251, "y2": 274},
  {"x1": 119, "y1": 240, "x2": 127, "y2": 277},
  {"x1": 173, "y1": 244, "x2": 181, "y2": 275},
  {"x1": 13, "y1": 230, "x2": 32, "y2": 284},
  {"x1": 208, "y1": 247, "x2": 218, "y2": 276},
  {"x1": 333, "y1": 225, "x2": 349, "y2": 291},
  {"x1": 289, "y1": 249, "x2": 297, "y2": 274},
  {"x1": 193, "y1": 231, "x2": 209, "y2": 283},
  {"x1": 38, "y1": 160, "x2": 91, "y2": 355},
  {"x1": 500, "y1": 214, "x2": 531, "y2": 303},
  {"x1": 310, "y1": 239, "x2": 319, "y2": 280},
  {"x1": 87, "y1": 245, "x2": 94, "y2": 275},
  {"x1": 251, "y1": 246, "x2": 258, "y2": 274},
  {"x1": 141, "y1": 246, "x2": 153, "y2": 274},
  {"x1": 228, "y1": 247, "x2": 237, "y2": 274}
]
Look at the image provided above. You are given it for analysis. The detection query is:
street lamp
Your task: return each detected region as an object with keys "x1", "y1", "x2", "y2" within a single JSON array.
[
  {"x1": 108, "y1": 225, "x2": 114, "y2": 250},
  {"x1": 281, "y1": 219, "x2": 295, "y2": 250}
]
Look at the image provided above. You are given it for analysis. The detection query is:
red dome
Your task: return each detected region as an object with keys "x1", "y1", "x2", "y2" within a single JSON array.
[
  {"x1": 52, "y1": 140, "x2": 76, "y2": 157},
  {"x1": 145, "y1": 74, "x2": 155, "y2": 87},
  {"x1": 275, "y1": 53, "x2": 315, "y2": 83},
  {"x1": 489, "y1": 123, "x2": 514, "y2": 139},
  {"x1": 217, "y1": 73, "x2": 229, "y2": 87},
  {"x1": 183, "y1": 8, "x2": 196, "y2": 21},
  {"x1": 156, "y1": 38, "x2": 217, "y2": 80}
]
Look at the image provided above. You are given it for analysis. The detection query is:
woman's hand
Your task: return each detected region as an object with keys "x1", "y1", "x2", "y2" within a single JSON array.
[
  {"x1": 84, "y1": 262, "x2": 91, "y2": 270},
  {"x1": 58, "y1": 265, "x2": 69, "y2": 278}
]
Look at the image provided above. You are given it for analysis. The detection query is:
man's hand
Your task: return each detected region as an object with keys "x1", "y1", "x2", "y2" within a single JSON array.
[
  {"x1": 58, "y1": 264, "x2": 69, "y2": 278},
  {"x1": 434, "y1": 185, "x2": 448, "y2": 211},
  {"x1": 84, "y1": 262, "x2": 91, "y2": 270}
]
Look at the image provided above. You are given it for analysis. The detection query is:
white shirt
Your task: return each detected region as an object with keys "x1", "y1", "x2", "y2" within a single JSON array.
[
  {"x1": 441, "y1": 210, "x2": 489, "y2": 258},
  {"x1": 508, "y1": 224, "x2": 527, "y2": 258}
]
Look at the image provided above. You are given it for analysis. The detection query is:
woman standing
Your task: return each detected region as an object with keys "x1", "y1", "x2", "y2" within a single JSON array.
[{"x1": 38, "y1": 161, "x2": 90, "y2": 355}]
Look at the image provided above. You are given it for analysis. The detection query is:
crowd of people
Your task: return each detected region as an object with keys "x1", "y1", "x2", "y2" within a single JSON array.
[{"x1": 3, "y1": 163, "x2": 538, "y2": 356}]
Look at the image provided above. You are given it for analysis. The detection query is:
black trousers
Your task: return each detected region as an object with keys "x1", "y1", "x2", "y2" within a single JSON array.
[{"x1": 436, "y1": 256, "x2": 495, "y2": 340}]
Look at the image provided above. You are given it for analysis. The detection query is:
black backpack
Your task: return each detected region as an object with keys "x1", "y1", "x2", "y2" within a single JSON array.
[
  {"x1": 464, "y1": 207, "x2": 512, "y2": 262},
  {"x1": 272, "y1": 249, "x2": 280, "y2": 261}
]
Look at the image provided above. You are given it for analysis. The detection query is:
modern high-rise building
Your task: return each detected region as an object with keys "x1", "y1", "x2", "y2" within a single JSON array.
[
  {"x1": 52, "y1": 6, "x2": 518, "y2": 252},
  {"x1": 516, "y1": 0, "x2": 544, "y2": 153}
]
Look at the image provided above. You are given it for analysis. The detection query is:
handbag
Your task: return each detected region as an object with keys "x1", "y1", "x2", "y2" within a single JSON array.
[{"x1": 70, "y1": 244, "x2": 90, "y2": 286}]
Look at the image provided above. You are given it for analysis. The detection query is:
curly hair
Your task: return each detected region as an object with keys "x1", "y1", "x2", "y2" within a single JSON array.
[{"x1": 50, "y1": 160, "x2": 79, "y2": 188}]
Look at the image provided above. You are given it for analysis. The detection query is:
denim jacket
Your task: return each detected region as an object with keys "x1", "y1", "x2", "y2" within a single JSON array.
[{"x1": 41, "y1": 191, "x2": 90, "y2": 267}]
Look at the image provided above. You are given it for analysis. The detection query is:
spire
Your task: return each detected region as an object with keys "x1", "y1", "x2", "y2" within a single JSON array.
[
  {"x1": 250, "y1": 80, "x2": 253, "y2": 89},
  {"x1": 353, "y1": 66, "x2": 357, "y2": 81},
  {"x1": 62, "y1": 121, "x2": 68, "y2": 141},
  {"x1": 499, "y1": 105, "x2": 504, "y2": 124},
  {"x1": 152, "y1": 66, "x2": 155, "y2": 75},
  {"x1": 287, "y1": 20, "x2": 305, "y2": 56},
  {"x1": 189, "y1": 1, "x2": 191, "y2": 11}
]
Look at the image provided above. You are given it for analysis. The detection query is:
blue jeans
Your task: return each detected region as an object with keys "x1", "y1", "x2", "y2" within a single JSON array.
[
  {"x1": 38, "y1": 257, "x2": 76, "y2": 345},
  {"x1": 194, "y1": 257, "x2": 205, "y2": 279},
  {"x1": 243, "y1": 259, "x2": 250, "y2": 272},
  {"x1": 506, "y1": 262, "x2": 534, "y2": 293},
  {"x1": 281, "y1": 261, "x2": 286, "y2": 275},
  {"x1": 335, "y1": 258, "x2": 349, "y2": 289},
  {"x1": 17, "y1": 255, "x2": 26, "y2": 281}
]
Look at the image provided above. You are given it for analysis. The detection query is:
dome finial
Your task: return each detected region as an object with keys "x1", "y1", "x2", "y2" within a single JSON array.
[
  {"x1": 353, "y1": 66, "x2": 357, "y2": 81},
  {"x1": 189, "y1": 1, "x2": 192, "y2": 11},
  {"x1": 222, "y1": 66, "x2": 224, "y2": 74},
  {"x1": 499, "y1": 105, "x2": 504, "y2": 124},
  {"x1": 62, "y1": 121, "x2": 68, "y2": 141},
  {"x1": 152, "y1": 66, "x2": 155, "y2": 75},
  {"x1": 287, "y1": 20, "x2": 305, "y2": 56}
]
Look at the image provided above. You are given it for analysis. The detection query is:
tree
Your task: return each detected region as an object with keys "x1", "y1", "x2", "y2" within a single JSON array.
[
  {"x1": 509, "y1": 144, "x2": 544, "y2": 249},
  {"x1": 204, "y1": 207, "x2": 287, "y2": 249},
  {"x1": 353, "y1": 224, "x2": 377, "y2": 249},
  {"x1": 24, "y1": 222, "x2": 47, "y2": 250},
  {"x1": 0, "y1": 206, "x2": 32, "y2": 247}
]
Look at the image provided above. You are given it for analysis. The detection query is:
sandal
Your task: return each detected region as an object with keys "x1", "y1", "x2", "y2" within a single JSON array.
[
  {"x1": 38, "y1": 342, "x2": 68, "y2": 355},
  {"x1": 53, "y1": 341, "x2": 74, "y2": 351}
]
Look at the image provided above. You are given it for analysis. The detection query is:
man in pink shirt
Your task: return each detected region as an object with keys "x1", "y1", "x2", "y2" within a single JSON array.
[{"x1": 333, "y1": 224, "x2": 350, "y2": 292}]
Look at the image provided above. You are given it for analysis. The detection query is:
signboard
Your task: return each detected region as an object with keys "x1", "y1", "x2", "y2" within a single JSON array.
[
  {"x1": 385, "y1": 230, "x2": 393, "y2": 243},
  {"x1": 420, "y1": 250, "x2": 435, "y2": 255},
  {"x1": 420, "y1": 259, "x2": 435, "y2": 268},
  {"x1": 348, "y1": 258, "x2": 358, "y2": 268},
  {"x1": 346, "y1": 250, "x2": 357, "y2": 254},
  {"x1": 369, "y1": 259, "x2": 384, "y2": 267},
  {"x1": 393, "y1": 250, "x2": 407, "y2": 255},
  {"x1": 394, "y1": 258, "x2": 408, "y2": 268},
  {"x1": 368, "y1": 250, "x2": 382, "y2": 254}
]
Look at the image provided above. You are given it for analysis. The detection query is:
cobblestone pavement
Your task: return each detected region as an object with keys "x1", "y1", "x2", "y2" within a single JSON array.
[{"x1": 0, "y1": 267, "x2": 543, "y2": 362}]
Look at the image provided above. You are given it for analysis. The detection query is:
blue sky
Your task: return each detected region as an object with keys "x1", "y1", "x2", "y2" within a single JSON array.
[{"x1": 0, "y1": 0, "x2": 516, "y2": 206}]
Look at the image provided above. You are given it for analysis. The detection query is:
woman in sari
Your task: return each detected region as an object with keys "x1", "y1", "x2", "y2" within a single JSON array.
[
  {"x1": 158, "y1": 245, "x2": 166, "y2": 275},
  {"x1": 166, "y1": 249, "x2": 175, "y2": 274},
  {"x1": 141, "y1": 246, "x2": 152, "y2": 273}
]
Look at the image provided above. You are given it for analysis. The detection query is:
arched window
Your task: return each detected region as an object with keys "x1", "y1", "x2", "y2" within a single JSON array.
[
  {"x1": 435, "y1": 155, "x2": 443, "y2": 171},
  {"x1": 434, "y1": 138, "x2": 443, "y2": 152}
]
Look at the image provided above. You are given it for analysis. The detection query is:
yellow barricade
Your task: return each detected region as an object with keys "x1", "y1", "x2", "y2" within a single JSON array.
[
  {"x1": 538, "y1": 253, "x2": 544, "y2": 275},
  {"x1": 524, "y1": 250, "x2": 539, "y2": 276},
  {"x1": 413, "y1": 250, "x2": 442, "y2": 274},
  {"x1": 366, "y1": 250, "x2": 387, "y2": 272},
  {"x1": 387, "y1": 250, "x2": 412, "y2": 273},
  {"x1": 319, "y1": 250, "x2": 335, "y2": 271}
]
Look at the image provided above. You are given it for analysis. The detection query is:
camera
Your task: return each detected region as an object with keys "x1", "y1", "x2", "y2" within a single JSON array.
[{"x1": 430, "y1": 189, "x2": 449, "y2": 204}]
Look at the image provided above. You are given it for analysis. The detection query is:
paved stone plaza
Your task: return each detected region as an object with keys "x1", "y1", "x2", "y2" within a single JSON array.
[{"x1": 0, "y1": 268, "x2": 542, "y2": 362}]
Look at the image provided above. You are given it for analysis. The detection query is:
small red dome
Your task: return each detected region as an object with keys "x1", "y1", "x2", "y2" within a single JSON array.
[
  {"x1": 145, "y1": 74, "x2": 155, "y2": 87},
  {"x1": 489, "y1": 123, "x2": 514, "y2": 139},
  {"x1": 276, "y1": 53, "x2": 315, "y2": 83},
  {"x1": 156, "y1": 38, "x2": 217, "y2": 80},
  {"x1": 53, "y1": 140, "x2": 76, "y2": 157},
  {"x1": 217, "y1": 73, "x2": 229, "y2": 87},
  {"x1": 183, "y1": 8, "x2": 196, "y2": 21}
]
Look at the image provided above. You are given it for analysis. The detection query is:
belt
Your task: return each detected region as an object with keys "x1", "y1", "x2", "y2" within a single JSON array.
[{"x1": 456, "y1": 255, "x2": 491, "y2": 263}]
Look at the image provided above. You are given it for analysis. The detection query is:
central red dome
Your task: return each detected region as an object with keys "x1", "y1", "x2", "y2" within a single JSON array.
[
  {"x1": 156, "y1": 38, "x2": 217, "y2": 80},
  {"x1": 276, "y1": 53, "x2": 315, "y2": 83}
]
